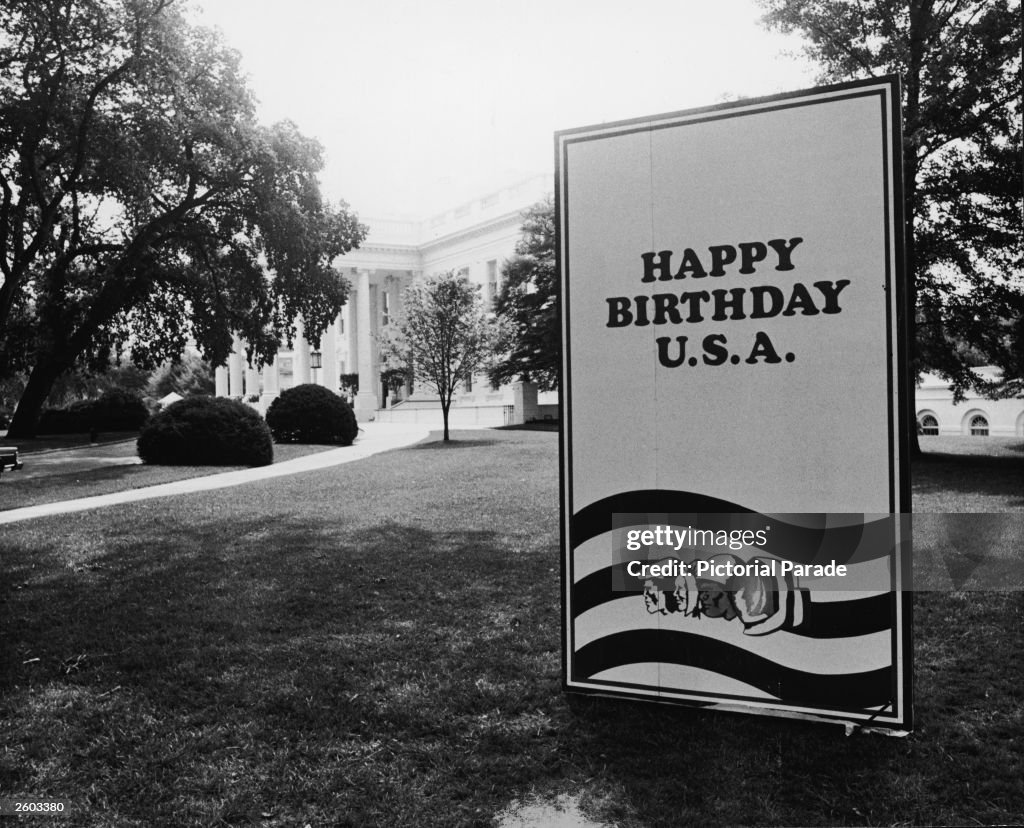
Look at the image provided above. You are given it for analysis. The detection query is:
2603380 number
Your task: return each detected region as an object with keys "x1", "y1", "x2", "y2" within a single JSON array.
[{"x1": 0, "y1": 799, "x2": 70, "y2": 815}]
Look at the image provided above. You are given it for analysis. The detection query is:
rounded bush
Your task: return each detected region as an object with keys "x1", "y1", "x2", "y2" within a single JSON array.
[
  {"x1": 266, "y1": 383, "x2": 358, "y2": 445},
  {"x1": 136, "y1": 396, "x2": 273, "y2": 466}
]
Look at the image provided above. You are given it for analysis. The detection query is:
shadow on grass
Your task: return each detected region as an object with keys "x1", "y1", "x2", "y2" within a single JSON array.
[
  {"x1": 494, "y1": 422, "x2": 560, "y2": 432},
  {"x1": 2, "y1": 517, "x2": 546, "y2": 823},
  {"x1": 916, "y1": 451, "x2": 1024, "y2": 467},
  {"x1": 29, "y1": 463, "x2": 147, "y2": 482},
  {"x1": 559, "y1": 695, "x2": 907, "y2": 824},
  {"x1": 913, "y1": 451, "x2": 1024, "y2": 509},
  {"x1": 408, "y1": 439, "x2": 501, "y2": 450},
  {"x1": 2, "y1": 464, "x2": 153, "y2": 501},
  {"x1": 3, "y1": 511, "x2": 1023, "y2": 826},
  {"x1": 0, "y1": 432, "x2": 140, "y2": 452},
  {"x1": 0, "y1": 463, "x2": 222, "y2": 512}
]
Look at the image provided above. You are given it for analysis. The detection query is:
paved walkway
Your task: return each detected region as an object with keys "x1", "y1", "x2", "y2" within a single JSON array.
[{"x1": 0, "y1": 422, "x2": 431, "y2": 525}]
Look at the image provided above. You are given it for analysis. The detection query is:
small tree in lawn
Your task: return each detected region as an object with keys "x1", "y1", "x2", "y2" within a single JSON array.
[{"x1": 380, "y1": 272, "x2": 505, "y2": 442}]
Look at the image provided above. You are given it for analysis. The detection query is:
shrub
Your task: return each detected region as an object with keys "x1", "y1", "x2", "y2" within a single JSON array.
[
  {"x1": 266, "y1": 383, "x2": 358, "y2": 445},
  {"x1": 36, "y1": 406, "x2": 74, "y2": 434},
  {"x1": 37, "y1": 389, "x2": 149, "y2": 434},
  {"x1": 339, "y1": 373, "x2": 359, "y2": 395},
  {"x1": 137, "y1": 396, "x2": 273, "y2": 466},
  {"x1": 90, "y1": 388, "x2": 150, "y2": 430}
]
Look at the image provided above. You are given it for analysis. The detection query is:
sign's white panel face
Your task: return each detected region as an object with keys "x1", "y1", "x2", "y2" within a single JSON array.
[{"x1": 558, "y1": 79, "x2": 911, "y2": 732}]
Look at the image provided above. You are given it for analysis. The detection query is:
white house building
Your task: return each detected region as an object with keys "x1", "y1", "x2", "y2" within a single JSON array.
[
  {"x1": 214, "y1": 174, "x2": 555, "y2": 425},
  {"x1": 916, "y1": 367, "x2": 1024, "y2": 438}
]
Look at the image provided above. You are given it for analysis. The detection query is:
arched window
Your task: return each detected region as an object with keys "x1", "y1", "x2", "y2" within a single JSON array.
[
  {"x1": 969, "y1": 415, "x2": 989, "y2": 436},
  {"x1": 918, "y1": 414, "x2": 939, "y2": 436}
]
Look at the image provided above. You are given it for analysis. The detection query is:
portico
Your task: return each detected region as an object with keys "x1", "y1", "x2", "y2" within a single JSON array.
[{"x1": 215, "y1": 266, "x2": 418, "y2": 418}]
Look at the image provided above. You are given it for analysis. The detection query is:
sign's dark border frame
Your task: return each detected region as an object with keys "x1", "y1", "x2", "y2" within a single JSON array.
[{"x1": 555, "y1": 76, "x2": 913, "y2": 733}]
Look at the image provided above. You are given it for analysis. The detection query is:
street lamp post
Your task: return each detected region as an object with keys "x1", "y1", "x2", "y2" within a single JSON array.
[{"x1": 310, "y1": 350, "x2": 322, "y2": 386}]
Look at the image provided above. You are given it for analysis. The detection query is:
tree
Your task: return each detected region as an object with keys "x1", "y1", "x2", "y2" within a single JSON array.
[
  {"x1": 758, "y1": 0, "x2": 1023, "y2": 454},
  {"x1": 489, "y1": 195, "x2": 560, "y2": 392},
  {"x1": 0, "y1": 357, "x2": 151, "y2": 414},
  {"x1": 45, "y1": 359, "x2": 149, "y2": 407},
  {"x1": 147, "y1": 351, "x2": 214, "y2": 399},
  {"x1": 339, "y1": 373, "x2": 359, "y2": 397},
  {"x1": 380, "y1": 272, "x2": 506, "y2": 442},
  {"x1": 0, "y1": 0, "x2": 366, "y2": 437},
  {"x1": 379, "y1": 366, "x2": 409, "y2": 399}
]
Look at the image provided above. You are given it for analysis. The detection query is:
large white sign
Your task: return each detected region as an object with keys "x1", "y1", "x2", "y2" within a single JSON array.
[{"x1": 557, "y1": 77, "x2": 912, "y2": 732}]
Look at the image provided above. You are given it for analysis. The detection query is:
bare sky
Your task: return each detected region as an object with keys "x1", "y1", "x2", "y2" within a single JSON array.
[{"x1": 192, "y1": 0, "x2": 817, "y2": 218}]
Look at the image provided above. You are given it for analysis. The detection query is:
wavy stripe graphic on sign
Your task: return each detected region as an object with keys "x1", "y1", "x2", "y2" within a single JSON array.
[
  {"x1": 574, "y1": 597, "x2": 893, "y2": 674},
  {"x1": 572, "y1": 533, "x2": 616, "y2": 582},
  {"x1": 573, "y1": 491, "x2": 751, "y2": 548},
  {"x1": 571, "y1": 490, "x2": 897, "y2": 565},
  {"x1": 590, "y1": 664, "x2": 776, "y2": 700},
  {"x1": 571, "y1": 564, "x2": 893, "y2": 638},
  {"x1": 573, "y1": 630, "x2": 893, "y2": 709}
]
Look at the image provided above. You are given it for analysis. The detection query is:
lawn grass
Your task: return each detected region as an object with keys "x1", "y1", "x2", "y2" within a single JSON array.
[
  {"x1": 914, "y1": 435, "x2": 1023, "y2": 512},
  {"x1": 913, "y1": 437, "x2": 1024, "y2": 594},
  {"x1": 0, "y1": 429, "x2": 1021, "y2": 826},
  {"x1": 0, "y1": 431, "x2": 142, "y2": 453},
  {"x1": 0, "y1": 441, "x2": 340, "y2": 512}
]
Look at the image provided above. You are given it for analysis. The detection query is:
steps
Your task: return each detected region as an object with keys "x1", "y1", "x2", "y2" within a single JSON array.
[{"x1": 373, "y1": 402, "x2": 512, "y2": 427}]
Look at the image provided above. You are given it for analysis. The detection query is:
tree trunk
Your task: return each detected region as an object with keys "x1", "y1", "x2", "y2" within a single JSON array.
[
  {"x1": 904, "y1": 218, "x2": 922, "y2": 463},
  {"x1": 441, "y1": 399, "x2": 451, "y2": 442},
  {"x1": 903, "y1": 166, "x2": 922, "y2": 463},
  {"x1": 6, "y1": 356, "x2": 67, "y2": 439},
  {"x1": 903, "y1": 0, "x2": 928, "y2": 463}
]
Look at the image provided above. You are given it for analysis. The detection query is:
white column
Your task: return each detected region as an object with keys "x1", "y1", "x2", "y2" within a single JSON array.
[
  {"x1": 341, "y1": 296, "x2": 356, "y2": 404},
  {"x1": 245, "y1": 362, "x2": 260, "y2": 400},
  {"x1": 228, "y1": 337, "x2": 244, "y2": 397},
  {"x1": 345, "y1": 294, "x2": 358, "y2": 381},
  {"x1": 261, "y1": 359, "x2": 280, "y2": 411},
  {"x1": 379, "y1": 278, "x2": 391, "y2": 406},
  {"x1": 354, "y1": 268, "x2": 377, "y2": 420},
  {"x1": 369, "y1": 283, "x2": 379, "y2": 398},
  {"x1": 215, "y1": 366, "x2": 229, "y2": 397},
  {"x1": 294, "y1": 317, "x2": 311, "y2": 386},
  {"x1": 322, "y1": 314, "x2": 339, "y2": 394},
  {"x1": 513, "y1": 381, "x2": 538, "y2": 425}
]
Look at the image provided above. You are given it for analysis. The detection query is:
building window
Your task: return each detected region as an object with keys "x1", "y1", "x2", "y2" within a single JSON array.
[
  {"x1": 381, "y1": 292, "x2": 390, "y2": 326},
  {"x1": 918, "y1": 414, "x2": 939, "y2": 436},
  {"x1": 486, "y1": 259, "x2": 498, "y2": 305},
  {"x1": 969, "y1": 414, "x2": 989, "y2": 436}
]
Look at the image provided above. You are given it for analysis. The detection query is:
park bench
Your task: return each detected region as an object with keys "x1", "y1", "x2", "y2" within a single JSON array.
[{"x1": 0, "y1": 446, "x2": 24, "y2": 477}]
